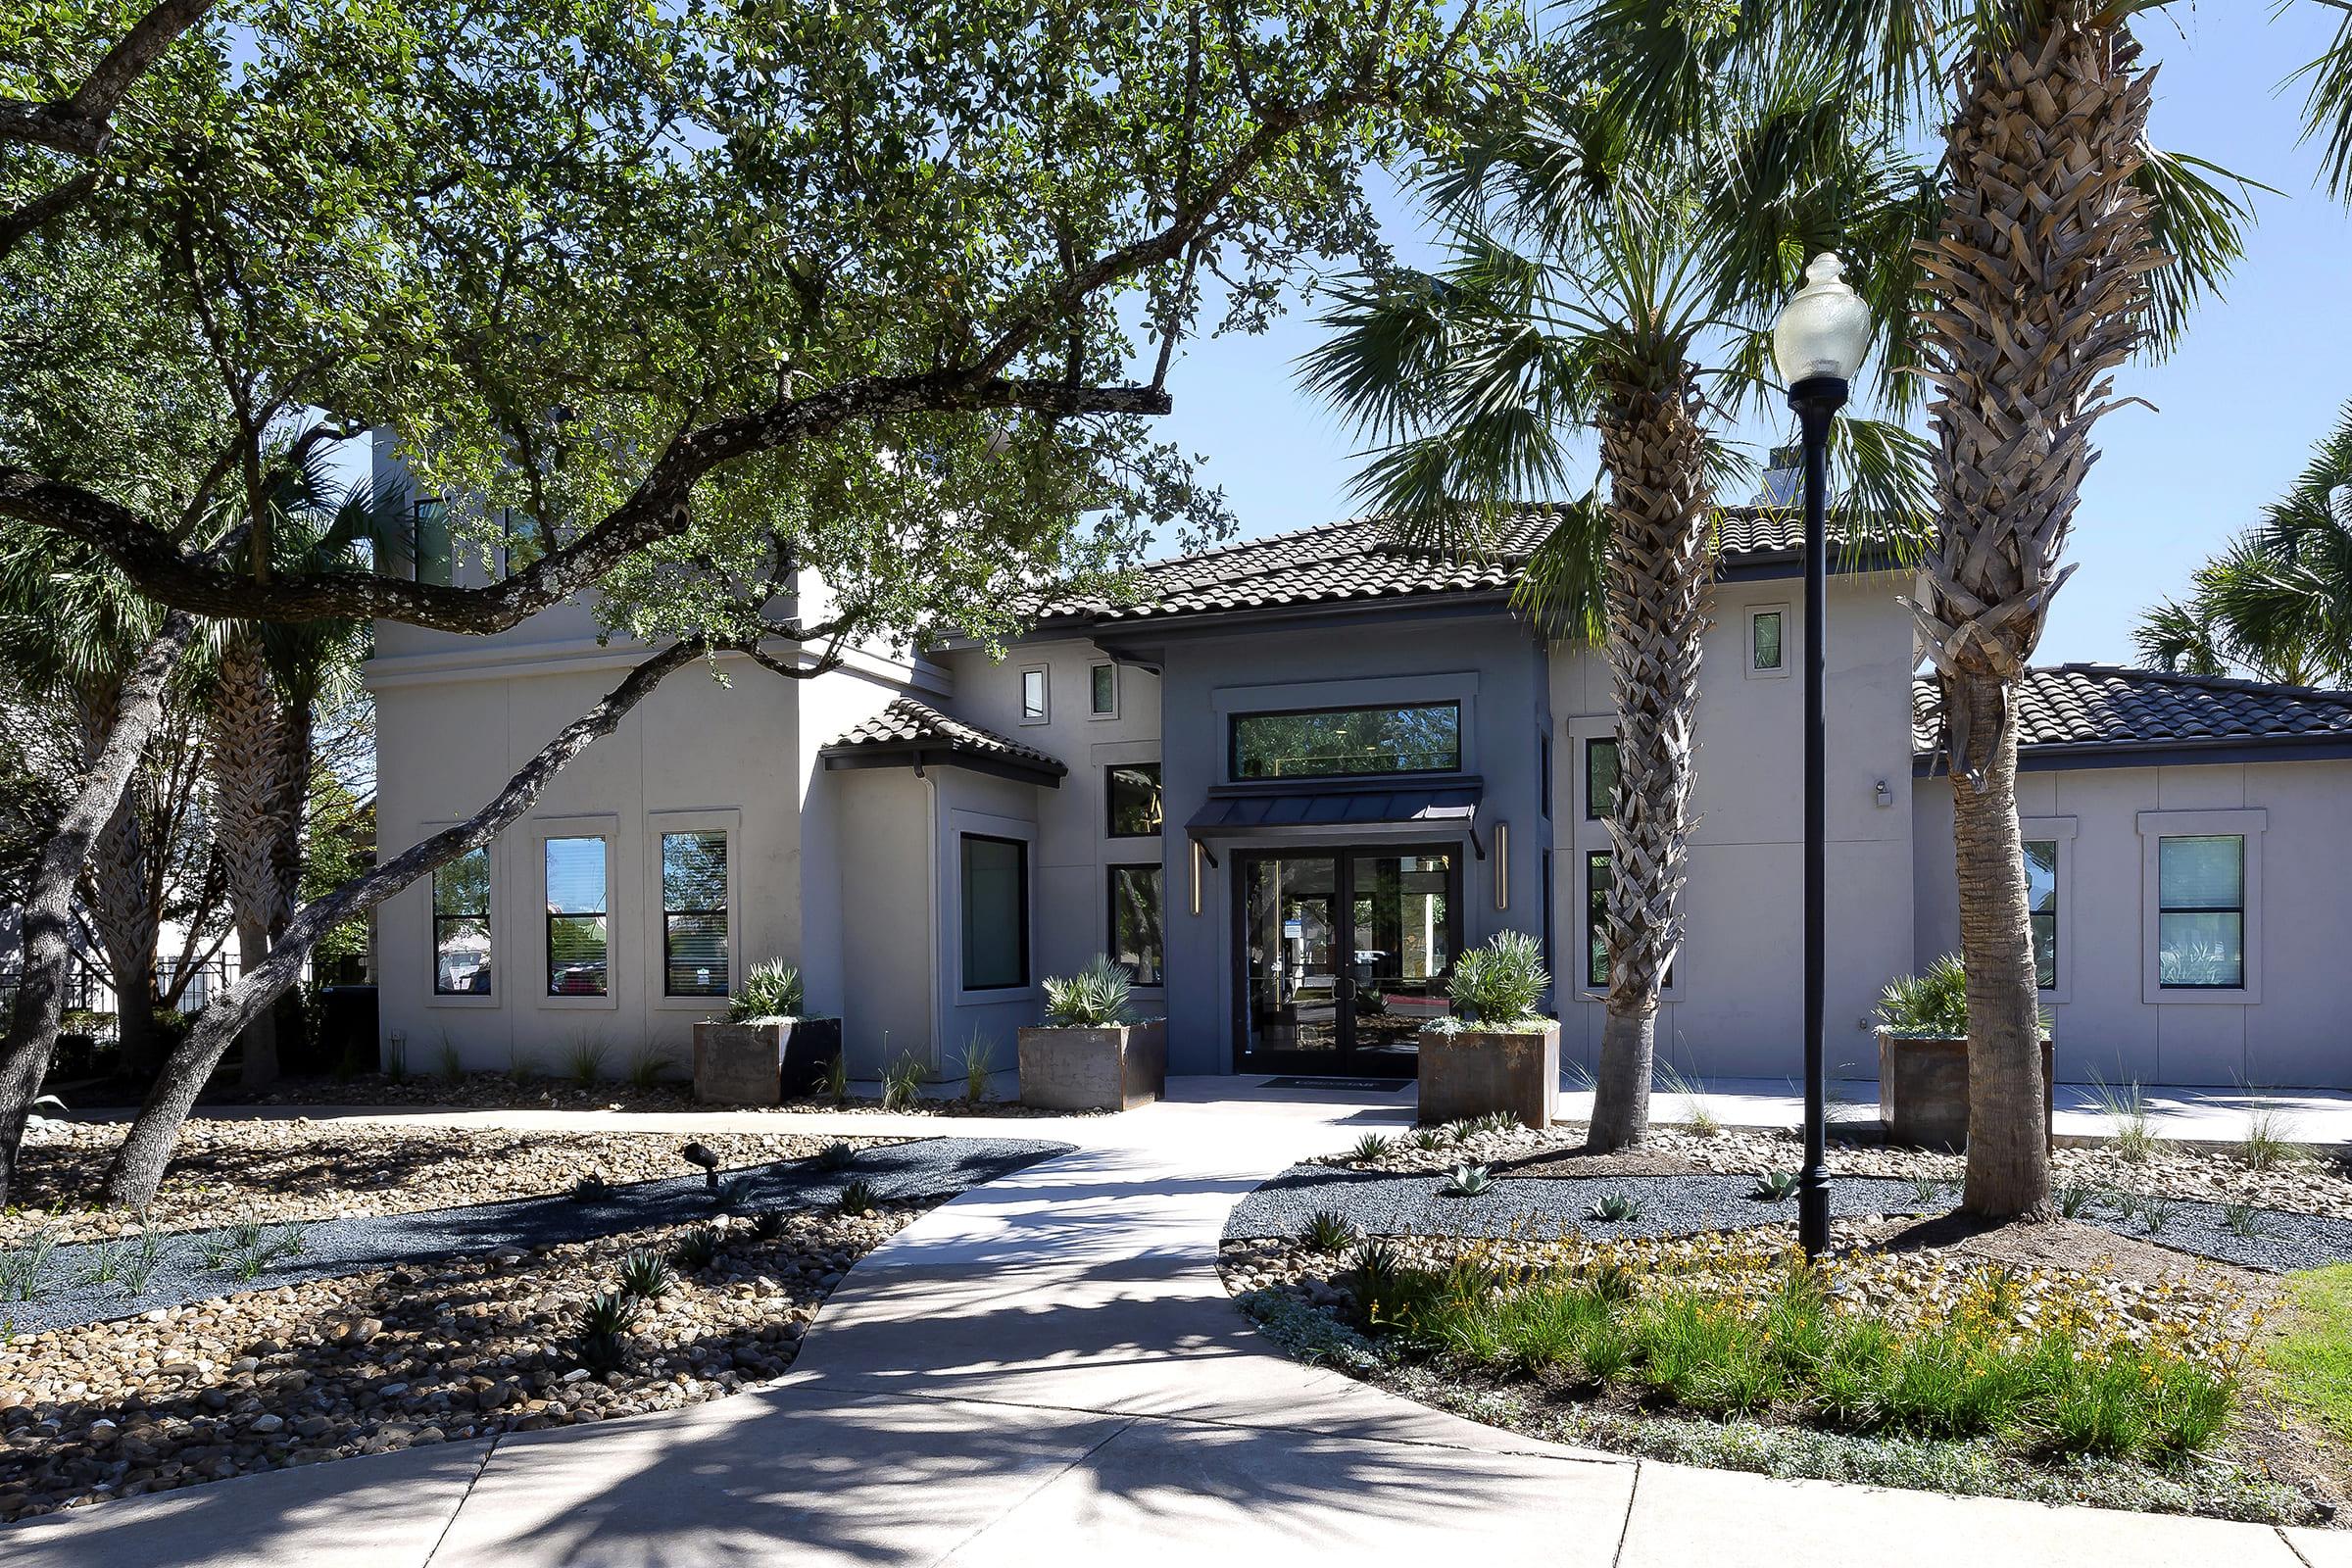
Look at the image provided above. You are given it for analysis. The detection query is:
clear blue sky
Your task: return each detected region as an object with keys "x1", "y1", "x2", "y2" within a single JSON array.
[{"x1": 1139, "y1": 9, "x2": 2352, "y2": 669}]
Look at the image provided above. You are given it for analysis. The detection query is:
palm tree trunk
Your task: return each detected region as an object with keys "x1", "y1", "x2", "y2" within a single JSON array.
[
  {"x1": 0, "y1": 612, "x2": 195, "y2": 1206},
  {"x1": 74, "y1": 683, "x2": 164, "y2": 1077},
  {"x1": 207, "y1": 632, "x2": 285, "y2": 1087},
  {"x1": 1950, "y1": 672, "x2": 2048, "y2": 1216},
  {"x1": 1914, "y1": 11, "x2": 2156, "y2": 1217},
  {"x1": 1589, "y1": 373, "x2": 1712, "y2": 1152}
]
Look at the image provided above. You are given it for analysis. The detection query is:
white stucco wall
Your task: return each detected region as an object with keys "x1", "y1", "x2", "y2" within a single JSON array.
[
  {"x1": 1548, "y1": 574, "x2": 1921, "y2": 1081},
  {"x1": 1913, "y1": 756, "x2": 2352, "y2": 1089}
]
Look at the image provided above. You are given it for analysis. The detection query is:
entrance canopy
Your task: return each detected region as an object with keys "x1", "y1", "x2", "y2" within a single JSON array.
[{"x1": 1186, "y1": 782, "x2": 1480, "y2": 841}]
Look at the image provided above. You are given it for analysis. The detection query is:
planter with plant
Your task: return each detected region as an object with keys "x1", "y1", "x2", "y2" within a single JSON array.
[
  {"x1": 1416, "y1": 931, "x2": 1558, "y2": 1129},
  {"x1": 1875, "y1": 954, "x2": 2052, "y2": 1150},
  {"x1": 691, "y1": 960, "x2": 844, "y2": 1105},
  {"x1": 1016, "y1": 955, "x2": 1166, "y2": 1112}
]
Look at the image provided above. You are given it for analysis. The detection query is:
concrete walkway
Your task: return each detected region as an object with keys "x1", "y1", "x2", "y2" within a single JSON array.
[{"x1": 7, "y1": 1083, "x2": 2343, "y2": 1567}]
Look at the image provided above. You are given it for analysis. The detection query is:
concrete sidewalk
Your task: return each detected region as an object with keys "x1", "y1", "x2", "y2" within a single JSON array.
[{"x1": 8, "y1": 1086, "x2": 2342, "y2": 1567}]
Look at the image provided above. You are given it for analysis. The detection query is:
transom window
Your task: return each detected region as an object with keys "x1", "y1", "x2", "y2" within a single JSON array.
[
  {"x1": 432, "y1": 847, "x2": 492, "y2": 996},
  {"x1": 2157, "y1": 835, "x2": 2244, "y2": 989},
  {"x1": 1230, "y1": 702, "x2": 1460, "y2": 780},
  {"x1": 2024, "y1": 839, "x2": 2058, "y2": 991},
  {"x1": 545, "y1": 836, "x2": 610, "y2": 996},
  {"x1": 661, "y1": 830, "x2": 728, "y2": 997},
  {"x1": 960, "y1": 834, "x2": 1029, "y2": 990},
  {"x1": 1107, "y1": 863, "x2": 1163, "y2": 985},
  {"x1": 1106, "y1": 762, "x2": 1162, "y2": 838}
]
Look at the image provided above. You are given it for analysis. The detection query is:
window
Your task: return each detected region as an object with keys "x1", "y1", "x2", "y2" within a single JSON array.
[
  {"x1": 1019, "y1": 666, "x2": 1049, "y2": 724},
  {"x1": 1585, "y1": 737, "x2": 1618, "y2": 821},
  {"x1": 960, "y1": 834, "x2": 1028, "y2": 990},
  {"x1": 1107, "y1": 864, "x2": 1163, "y2": 985},
  {"x1": 1089, "y1": 662, "x2": 1118, "y2": 717},
  {"x1": 432, "y1": 848, "x2": 492, "y2": 995},
  {"x1": 2157, "y1": 835, "x2": 2244, "y2": 989},
  {"x1": 1230, "y1": 702, "x2": 1460, "y2": 780},
  {"x1": 661, "y1": 830, "x2": 728, "y2": 997},
  {"x1": 2024, "y1": 839, "x2": 2058, "y2": 991},
  {"x1": 1540, "y1": 734, "x2": 1552, "y2": 820},
  {"x1": 413, "y1": 498, "x2": 452, "y2": 587},
  {"x1": 1106, "y1": 762, "x2": 1162, "y2": 838},
  {"x1": 501, "y1": 508, "x2": 545, "y2": 577},
  {"x1": 1748, "y1": 608, "x2": 1786, "y2": 674},
  {"x1": 1585, "y1": 850, "x2": 1670, "y2": 992},
  {"x1": 545, "y1": 836, "x2": 610, "y2": 996}
]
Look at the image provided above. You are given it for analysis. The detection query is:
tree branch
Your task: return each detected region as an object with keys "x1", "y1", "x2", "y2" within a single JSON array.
[
  {"x1": 0, "y1": 0, "x2": 218, "y2": 159},
  {"x1": 0, "y1": 169, "x2": 100, "y2": 264}
]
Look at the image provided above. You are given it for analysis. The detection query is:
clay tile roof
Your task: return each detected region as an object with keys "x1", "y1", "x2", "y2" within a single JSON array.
[
  {"x1": 822, "y1": 696, "x2": 1067, "y2": 775},
  {"x1": 1911, "y1": 664, "x2": 2352, "y2": 760},
  {"x1": 1042, "y1": 505, "x2": 1883, "y2": 626}
]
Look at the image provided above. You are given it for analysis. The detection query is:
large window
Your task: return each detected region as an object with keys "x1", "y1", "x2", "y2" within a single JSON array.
[
  {"x1": 2157, "y1": 835, "x2": 2244, "y2": 989},
  {"x1": 432, "y1": 848, "x2": 492, "y2": 995},
  {"x1": 1107, "y1": 864, "x2": 1163, "y2": 985},
  {"x1": 1230, "y1": 702, "x2": 1460, "y2": 780},
  {"x1": 545, "y1": 836, "x2": 610, "y2": 996},
  {"x1": 1106, "y1": 762, "x2": 1162, "y2": 838},
  {"x1": 1585, "y1": 737, "x2": 1618, "y2": 821},
  {"x1": 2024, "y1": 839, "x2": 2058, "y2": 991},
  {"x1": 960, "y1": 834, "x2": 1029, "y2": 990},
  {"x1": 661, "y1": 830, "x2": 728, "y2": 997}
]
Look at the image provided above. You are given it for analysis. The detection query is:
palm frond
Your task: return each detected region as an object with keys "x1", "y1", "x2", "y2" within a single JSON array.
[
  {"x1": 2132, "y1": 147, "x2": 2266, "y2": 358},
  {"x1": 2289, "y1": 0, "x2": 2352, "y2": 203},
  {"x1": 2133, "y1": 596, "x2": 2228, "y2": 677},
  {"x1": 1509, "y1": 488, "x2": 1611, "y2": 644}
]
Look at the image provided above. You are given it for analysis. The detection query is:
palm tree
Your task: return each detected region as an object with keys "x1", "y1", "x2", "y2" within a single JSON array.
[
  {"x1": 1568, "y1": 0, "x2": 2256, "y2": 1215},
  {"x1": 2134, "y1": 400, "x2": 2352, "y2": 687},
  {"x1": 1300, "y1": 67, "x2": 1928, "y2": 1150}
]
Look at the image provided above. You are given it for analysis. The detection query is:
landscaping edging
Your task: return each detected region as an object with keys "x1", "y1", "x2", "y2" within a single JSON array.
[{"x1": 7, "y1": 1138, "x2": 1071, "y2": 1338}]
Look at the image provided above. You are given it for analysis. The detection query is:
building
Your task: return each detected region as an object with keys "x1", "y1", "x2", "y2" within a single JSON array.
[{"x1": 367, "y1": 485, "x2": 2352, "y2": 1091}]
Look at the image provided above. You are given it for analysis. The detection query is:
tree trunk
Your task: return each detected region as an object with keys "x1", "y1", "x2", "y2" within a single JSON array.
[
  {"x1": 1588, "y1": 372, "x2": 1713, "y2": 1152},
  {"x1": 0, "y1": 612, "x2": 195, "y2": 1205},
  {"x1": 77, "y1": 685, "x2": 165, "y2": 1076},
  {"x1": 1951, "y1": 673, "x2": 2049, "y2": 1217},
  {"x1": 103, "y1": 636, "x2": 713, "y2": 1206},
  {"x1": 1912, "y1": 13, "x2": 2156, "y2": 1217},
  {"x1": 207, "y1": 632, "x2": 285, "y2": 1087}
]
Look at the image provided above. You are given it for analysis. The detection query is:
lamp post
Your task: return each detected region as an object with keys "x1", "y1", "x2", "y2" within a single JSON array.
[{"x1": 1771, "y1": 254, "x2": 1871, "y2": 1261}]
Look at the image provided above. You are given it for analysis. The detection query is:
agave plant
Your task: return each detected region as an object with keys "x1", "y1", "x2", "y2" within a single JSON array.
[
  {"x1": 1441, "y1": 1162, "x2": 1493, "y2": 1198},
  {"x1": 1301, "y1": 1209, "x2": 1358, "y2": 1251},
  {"x1": 1750, "y1": 1169, "x2": 1800, "y2": 1202},
  {"x1": 1588, "y1": 1192, "x2": 1642, "y2": 1224},
  {"x1": 1042, "y1": 955, "x2": 1135, "y2": 1028}
]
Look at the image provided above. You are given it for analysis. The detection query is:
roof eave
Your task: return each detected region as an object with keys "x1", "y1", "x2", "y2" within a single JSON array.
[
  {"x1": 820, "y1": 744, "x2": 1066, "y2": 788},
  {"x1": 1912, "y1": 733, "x2": 2352, "y2": 775}
]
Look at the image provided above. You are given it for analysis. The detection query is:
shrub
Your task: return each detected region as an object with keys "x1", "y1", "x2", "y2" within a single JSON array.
[
  {"x1": 437, "y1": 1032, "x2": 465, "y2": 1081},
  {"x1": 1043, "y1": 955, "x2": 1136, "y2": 1027},
  {"x1": 1408, "y1": 1127, "x2": 1446, "y2": 1152},
  {"x1": 671, "y1": 1227, "x2": 722, "y2": 1270},
  {"x1": 821, "y1": 1050, "x2": 851, "y2": 1105},
  {"x1": 628, "y1": 1045, "x2": 672, "y2": 1090},
  {"x1": 1301, "y1": 1209, "x2": 1357, "y2": 1252},
  {"x1": 730, "y1": 958, "x2": 806, "y2": 1021},
  {"x1": 1910, "y1": 1174, "x2": 1946, "y2": 1208},
  {"x1": 751, "y1": 1209, "x2": 788, "y2": 1242},
  {"x1": 1654, "y1": 1062, "x2": 1720, "y2": 1137},
  {"x1": 568, "y1": 1174, "x2": 615, "y2": 1203},
  {"x1": 815, "y1": 1140, "x2": 858, "y2": 1171},
  {"x1": 2086, "y1": 1075, "x2": 2154, "y2": 1163},
  {"x1": 838, "y1": 1178, "x2": 880, "y2": 1215},
  {"x1": 1347, "y1": 1132, "x2": 1396, "y2": 1164},
  {"x1": 0, "y1": 1230, "x2": 55, "y2": 1301},
  {"x1": 1876, "y1": 954, "x2": 1969, "y2": 1036},
  {"x1": 2053, "y1": 1182, "x2": 2096, "y2": 1219},
  {"x1": 575, "y1": 1290, "x2": 641, "y2": 1371},
  {"x1": 1442, "y1": 931, "x2": 1549, "y2": 1030},
  {"x1": 1348, "y1": 1239, "x2": 1408, "y2": 1315},
  {"x1": 2240, "y1": 1104, "x2": 2308, "y2": 1172},
  {"x1": 881, "y1": 1054, "x2": 926, "y2": 1111},
  {"x1": 565, "y1": 1034, "x2": 610, "y2": 1084},
  {"x1": 2222, "y1": 1201, "x2": 2267, "y2": 1239},
  {"x1": 617, "y1": 1249, "x2": 675, "y2": 1300},
  {"x1": 959, "y1": 1031, "x2": 997, "y2": 1103}
]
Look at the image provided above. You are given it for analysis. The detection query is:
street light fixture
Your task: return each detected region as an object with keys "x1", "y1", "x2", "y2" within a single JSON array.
[{"x1": 1771, "y1": 253, "x2": 1871, "y2": 1261}]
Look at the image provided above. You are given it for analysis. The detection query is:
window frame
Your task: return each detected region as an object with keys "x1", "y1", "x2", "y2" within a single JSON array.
[
  {"x1": 1018, "y1": 664, "x2": 1051, "y2": 725},
  {"x1": 956, "y1": 830, "x2": 1032, "y2": 995},
  {"x1": 532, "y1": 814, "x2": 622, "y2": 1010},
  {"x1": 1226, "y1": 700, "x2": 1463, "y2": 782},
  {"x1": 2019, "y1": 816, "x2": 2076, "y2": 1003},
  {"x1": 1104, "y1": 760, "x2": 1163, "y2": 840},
  {"x1": 645, "y1": 809, "x2": 740, "y2": 1009},
  {"x1": 2135, "y1": 808, "x2": 2264, "y2": 1004},
  {"x1": 1744, "y1": 603, "x2": 1790, "y2": 679},
  {"x1": 1580, "y1": 847, "x2": 1677, "y2": 998},
  {"x1": 1088, "y1": 660, "x2": 1119, "y2": 719},
  {"x1": 424, "y1": 831, "x2": 499, "y2": 1009},
  {"x1": 1105, "y1": 861, "x2": 1164, "y2": 988},
  {"x1": 1584, "y1": 736, "x2": 1618, "y2": 822}
]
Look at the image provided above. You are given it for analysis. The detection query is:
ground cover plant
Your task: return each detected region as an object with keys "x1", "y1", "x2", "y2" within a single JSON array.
[{"x1": 2263, "y1": 1263, "x2": 2352, "y2": 1451}]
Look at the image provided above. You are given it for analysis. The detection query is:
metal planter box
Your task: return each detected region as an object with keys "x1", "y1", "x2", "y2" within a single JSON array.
[
  {"x1": 1416, "y1": 1024, "x2": 1559, "y2": 1129},
  {"x1": 1876, "y1": 1028, "x2": 2053, "y2": 1151},
  {"x1": 693, "y1": 1017, "x2": 843, "y2": 1105},
  {"x1": 1016, "y1": 1022, "x2": 1167, "y2": 1112}
]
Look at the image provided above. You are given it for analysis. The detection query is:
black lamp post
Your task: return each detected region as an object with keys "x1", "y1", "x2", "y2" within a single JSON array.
[{"x1": 1771, "y1": 255, "x2": 1871, "y2": 1261}]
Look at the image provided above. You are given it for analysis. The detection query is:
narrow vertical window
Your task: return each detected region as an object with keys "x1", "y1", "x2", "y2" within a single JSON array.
[
  {"x1": 432, "y1": 848, "x2": 492, "y2": 995},
  {"x1": 1585, "y1": 738, "x2": 1618, "y2": 821},
  {"x1": 2157, "y1": 835, "x2": 2244, "y2": 988},
  {"x1": 960, "y1": 834, "x2": 1028, "y2": 990},
  {"x1": 413, "y1": 498, "x2": 452, "y2": 587},
  {"x1": 1585, "y1": 850, "x2": 1612, "y2": 990},
  {"x1": 1089, "y1": 662, "x2": 1117, "y2": 716},
  {"x1": 545, "y1": 836, "x2": 610, "y2": 995},
  {"x1": 662, "y1": 830, "x2": 728, "y2": 997},
  {"x1": 1020, "y1": 666, "x2": 1049, "y2": 724},
  {"x1": 2023, "y1": 840, "x2": 2058, "y2": 991},
  {"x1": 1107, "y1": 864, "x2": 1163, "y2": 985},
  {"x1": 1750, "y1": 609, "x2": 1784, "y2": 671}
]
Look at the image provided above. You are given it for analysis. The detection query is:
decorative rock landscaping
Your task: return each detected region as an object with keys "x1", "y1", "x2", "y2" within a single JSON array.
[{"x1": 238, "y1": 1070, "x2": 1086, "y2": 1119}]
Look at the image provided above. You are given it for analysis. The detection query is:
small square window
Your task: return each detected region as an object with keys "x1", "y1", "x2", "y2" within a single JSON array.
[
  {"x1": 1019, "y1": 666, "x2": 1049, "y2": 724},
  {"x1": 1089, "y1": 662, "x2": 1117, "y2": 717},
  {"x1": 1748, "y1": 608, "x2": 1787, "y2": 675}
]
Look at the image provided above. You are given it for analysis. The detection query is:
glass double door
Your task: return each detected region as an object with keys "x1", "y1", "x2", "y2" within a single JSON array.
[{"x1": 1236, "y1": 846, "x2": 1460, "y2": 1075}]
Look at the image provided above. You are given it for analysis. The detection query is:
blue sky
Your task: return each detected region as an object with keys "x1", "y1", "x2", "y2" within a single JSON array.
[{"x1": 1138, "y1": 9, "x2": 2352, "y2": 669}]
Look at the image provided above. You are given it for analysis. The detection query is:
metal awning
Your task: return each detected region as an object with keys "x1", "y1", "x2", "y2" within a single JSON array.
[{"x1": 1185, "y1": 783, "x2": 1481, "y2": 839}]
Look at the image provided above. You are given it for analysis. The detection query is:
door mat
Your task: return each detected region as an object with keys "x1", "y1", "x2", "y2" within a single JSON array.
[{"x1": 1257, "y1": 1076, "x2": 1412, "y2": 1093}]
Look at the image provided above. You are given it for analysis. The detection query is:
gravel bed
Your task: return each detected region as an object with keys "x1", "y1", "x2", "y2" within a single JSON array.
[
  {"x1": 230, "y1": 1070, "x2": 1082, "y2": 1119},
  {"x1": 1225, "y1": 1165, "x2": 2352, "y2": 1273},
  {"x1": 9, "y1": 1121, "x2": 913, "y2": 1245},
  {"x1": 7, "y1": 1138, "x2": 1068, "y2": 1337},
  {"x1": 0, "y1": 1200, "x2": 935, "y2": 1522}
]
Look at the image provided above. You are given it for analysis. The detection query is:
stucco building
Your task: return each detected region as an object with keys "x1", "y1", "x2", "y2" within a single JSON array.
[{"x1": 367, "y1": 481, "x2": 2352, "y2": 1091}]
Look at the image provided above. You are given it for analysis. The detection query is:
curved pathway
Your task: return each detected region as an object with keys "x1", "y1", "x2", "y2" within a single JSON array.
[{"x1": 5, "y1": 1083, "x2": 2342, "y2": 1567}]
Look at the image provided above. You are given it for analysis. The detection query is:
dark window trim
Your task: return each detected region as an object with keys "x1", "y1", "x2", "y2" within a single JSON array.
[
  {"x1": 1226, "y1": 700, "x2": 1463, "y2": 783},
  {"x1": 2155, "y1": 833, "x2": 2246, "y2": 991},
  {"x1": 1750, "y1": 608, "x2": 1785, "y2": 671},
  {"x1": 544, "y1": 835, "x2": 611, "y2": 997},
  {"x1": 660, "y1": 829, "x2": 729, "y2": 999},
  {"x1": 1104, "y1": 760, "x2": 1163, "y2": 839},
  {"x1": 959, "y1": 832, "x2": 1031, "y2": 991},
  {"x1": 1089, "y1": 661, "x2": 1117, "y2": 716},
  {"x1": 1584, "y1": 847, "x2": 1672, "y2": 994},
  {"x1": 1585, "y1": 736, "x2": 1617, "y2": 821},
  {"x1": 431, "y1": 849, "x2": 492, "y2": 997},
  {"x1": 2024, "y1": 838, "x2": 2059, "y2": 993},
  {"x1": 1540, "y1": 733, "x2": 1552, "y2": 820},
  {"x1": 1105, "y1": 861, "x2": 1164, "y2": 987}
]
